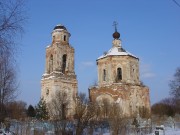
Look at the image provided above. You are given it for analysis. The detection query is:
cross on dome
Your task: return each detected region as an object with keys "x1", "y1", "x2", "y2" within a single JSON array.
[
  {"x1": 113, "y1": 21, "x2": 118, "y2": 32},
  {"x1": 112, "y1": 21, "x2": 120, "y2": 39}
]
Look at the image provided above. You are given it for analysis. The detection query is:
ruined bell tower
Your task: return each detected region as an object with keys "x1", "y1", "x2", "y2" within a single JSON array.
[{"x1": 41, "y1": 24, "x2": 78, "y2": 116}]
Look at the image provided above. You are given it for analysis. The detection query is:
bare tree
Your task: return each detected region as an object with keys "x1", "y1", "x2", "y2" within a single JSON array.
[
  {"x1": 108, "y1": 103, "x2": 128, "y2": 135},
  {"x1": 48, "y1": 91, "x2": 72, "y2": 135},
  {"x1": 48, "y1": 91, "x2": 69, "y2": 120},
  {"x1": 6, "y1": 100, "x2": 27, "y2": 120},
  {"x1": 169, "y1": 67, "x2": 180, "y2": 100},
  {"x1": 138, "y1": 106, "x2": 151, "y2": 118},
  {"x1": 75, "y1": 92, "x2": 97, "y2": 135},
  {"x1": 0, "y1": 0, "x2": 26, "y2": 54},
  {"x1": 151, "y1": 101, "x2": 175, "y2": 117},
  {"x1": 0, "y1": 0, "x2": 27, "y2": 124},
  {"x1": 169, "y1": 67, "x2": 180, "y2": 114},
  {"x1": 0, "y1": 52, "x2": 18, "y2": 122}
]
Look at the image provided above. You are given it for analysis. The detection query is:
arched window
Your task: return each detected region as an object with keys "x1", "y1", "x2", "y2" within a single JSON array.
[
  {"x1": 103, "y1": 69, "x2": 106, "y2": 81},
  {"x1": 117, "y1": 67, "x2": 122, "y2": 80},
  {"x1": 62, "y1": 54, "x2": 67, "y2": 73},
  {"x1": 64, "y1": 35, "x2": 66, "y2": 41},
  {"x1": 49, "y1": 55, "x2": 53, "y2": 73}
]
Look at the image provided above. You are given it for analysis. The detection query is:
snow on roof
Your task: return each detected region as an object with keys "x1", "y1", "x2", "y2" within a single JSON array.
[
  {"x1": 46, "y1": 45, "x2": 51, "y2": 48},
  {"x1": 97, "y1": 46, "x2": 138, "y2": 60},
  {"x1": 56, "y1": 24, "x2": 63, "y2": 26}
]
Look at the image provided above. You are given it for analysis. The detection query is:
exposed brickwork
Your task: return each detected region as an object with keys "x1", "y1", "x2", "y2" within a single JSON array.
[
  {"x1": 89, "y1": 35, "x2": 151, "y2": 116},
  {"x1": 41, "y1": 25, "x2": 78, "y2": 117}
]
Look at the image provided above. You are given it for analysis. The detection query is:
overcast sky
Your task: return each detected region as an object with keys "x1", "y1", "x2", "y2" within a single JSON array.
[{"x1": 18, "y1": 0, "x2": 180, "y2": 106}]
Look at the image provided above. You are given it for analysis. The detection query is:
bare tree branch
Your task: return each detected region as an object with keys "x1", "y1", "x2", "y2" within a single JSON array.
[
  {"x1": 0, "y1": 0, "x2": 27, "y2": 55},
  {"x1": 169, "y1": 67, "x2": 180, "y2": 100}
]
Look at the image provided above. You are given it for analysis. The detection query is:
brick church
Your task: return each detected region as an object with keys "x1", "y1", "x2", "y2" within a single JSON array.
[
  {"x1": 41, "y1": 23, "x2": 151, "y2": 117},
  {"x1": 89, "y1": 22, "x2": 151, "y2": 116}
]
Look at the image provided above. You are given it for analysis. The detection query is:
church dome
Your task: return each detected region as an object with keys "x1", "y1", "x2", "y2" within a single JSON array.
[
  {"x1": 113, "y1": 31, "x2": 120, "y2": 39},
  {"x1": 53, "y1": 24, "x2": 67, "y2": 30}
]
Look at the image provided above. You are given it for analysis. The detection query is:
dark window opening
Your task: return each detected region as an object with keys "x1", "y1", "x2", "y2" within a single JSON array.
[
  {"x1": 103, "y1": 69, "x2": 106, "y2": 81},
  {"x1": 46, "y1": 89, "x2": 49, "y2": 96},
  {"x1": 62, "y1": 54, "x2": 67, "y2": 74},
  {"x1": 49, "y1": 55, "x2": 53, "y2": 73},
  {"x1": 64, "y1": 35, "x2": 66, "y2": 41},
  {"x1": 117, "y1": 67, "x2": 122, "y2": 80}
]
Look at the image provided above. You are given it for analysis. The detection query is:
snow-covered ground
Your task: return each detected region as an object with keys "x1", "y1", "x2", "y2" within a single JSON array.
[
  {"x1": 100, "y1": 129, "x2": 180, "y2": 135},
  {"x1": 164, "y1": 129, "x2": 180, "y2": 135},
  {"x1": 143, "y1": 127, "x2": 180, "y2": 135},
  {"x1": 93, "y1": 128, "x2": 180, "y2": 135},
  {"x1": 7, "y1": 119, "x2": 180, "y2": 135}
]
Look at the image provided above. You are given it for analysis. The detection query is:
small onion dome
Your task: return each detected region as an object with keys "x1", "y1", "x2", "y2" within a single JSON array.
[
  {"x1": 113, "y1": 31, "x2": 120, "y2": 39},
  {"x1": 53, "y1": 24, "x2": 67, "y2": 30}
]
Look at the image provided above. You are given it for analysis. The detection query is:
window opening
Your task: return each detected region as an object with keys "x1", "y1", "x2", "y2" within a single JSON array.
[
  {"x1": 62, "y1": 54, "x2": 67, "y2": 73},
  {"x1": 64, "y1": 35, "x2": 66, "y2": 41},
  {"x1": 49, "y1": 55, "x2": 53, "y2": 73},
  {"x1": 117, "y1": 67, "x2": 122, "y2": 80},
  {"x1": 103, "y1": 69, "x2": 106, "y2": 81}
]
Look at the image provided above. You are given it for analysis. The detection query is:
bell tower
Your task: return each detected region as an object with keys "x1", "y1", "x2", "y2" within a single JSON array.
[
  {"x1": 41, "y1": 24, "x2": 78, "y2": 116},
  {"x1": 45, "y1": 24, "x2": 75, "y2": 75}
]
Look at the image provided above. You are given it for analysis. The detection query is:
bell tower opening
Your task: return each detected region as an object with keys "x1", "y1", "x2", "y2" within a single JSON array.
[
  {"x1": 117, "y1": 67, "x2": 122, "y2": 81},
  {"x1": 62, "y1": 54, "x2": 67, "y2": 74},
  {"x1": 49, "y1": 55, "x2": 53, "y2": 73},
  {"x1": 64, "y1": 35, "x2": 66, "y2": 41},
  {"x1": 103, "y1": 69, "x2": 106, "y2": 81}
]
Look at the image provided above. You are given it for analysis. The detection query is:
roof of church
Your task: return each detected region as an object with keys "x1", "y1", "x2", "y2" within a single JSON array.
[
  {"x1": 97, "y1": 46, "x2": 138, "y2": 60},
  {"x1": 53, "y1": 24, "x2": 67, "y2": 30}
]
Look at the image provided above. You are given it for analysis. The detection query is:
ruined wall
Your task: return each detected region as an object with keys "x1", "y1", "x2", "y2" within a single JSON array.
[
  {"x1": 45, "y1": 43, "x2": 75, "y2": 75},
  {"x1": 89, "y1": 83, "x2": 150, "y2": 116}
]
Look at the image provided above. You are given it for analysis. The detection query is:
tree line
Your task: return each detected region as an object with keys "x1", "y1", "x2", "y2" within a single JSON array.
[{"x1": 151, "y1": 67, "x2": 180, "y2": 117}]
